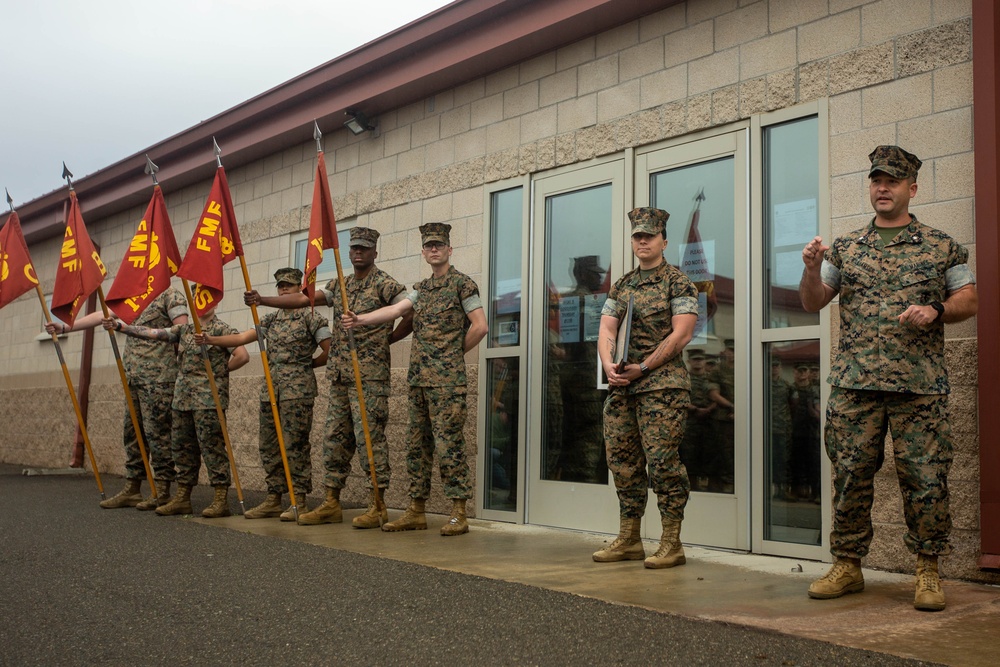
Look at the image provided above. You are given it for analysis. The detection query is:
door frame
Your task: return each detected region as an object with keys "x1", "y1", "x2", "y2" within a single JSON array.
[
  {"x1": 634, "y1": 126, "x2": 750, "y2": 551},
  {"x1": 524, "y1": 156, "x2": 628, "y2": 532}
]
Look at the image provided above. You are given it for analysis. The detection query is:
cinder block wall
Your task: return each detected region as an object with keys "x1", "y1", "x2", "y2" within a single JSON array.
[{"x1": 1, "y1": 0, "x2": 989, "y2": 582}]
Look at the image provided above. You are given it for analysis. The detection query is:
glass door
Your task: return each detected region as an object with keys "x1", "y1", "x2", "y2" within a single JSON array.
[
  {"x1": 636, "y1": 130, "x2": 749, "y2": 550},
  {"x1": 527, "y1": 160, "x2": 626, "y2": 532},
  {"x1": 751, "y1": 105, "x2": 830, "y2": 560}
]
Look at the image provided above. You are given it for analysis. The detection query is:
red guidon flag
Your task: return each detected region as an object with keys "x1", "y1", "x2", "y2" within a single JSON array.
[
  {"x1": 302, "y1": 151, "x2": 338, "y2": 303},
  {"x1": 51, "y1": 191, "x2": 107, "y2": 326},
  {"x1": 0, "y1": 212, "x2": 41, "y2": 309},
  {"x1": 176, "y1": 167, "x2": 243, "y2": 317},
  {"x1": 105, "y1": 186, "x2": 182, "y2": 324}
]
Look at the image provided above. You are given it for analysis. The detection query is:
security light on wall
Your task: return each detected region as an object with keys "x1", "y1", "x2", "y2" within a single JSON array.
[{"x1": 344, "y1": 110, "x2": 376, "y2": 135}]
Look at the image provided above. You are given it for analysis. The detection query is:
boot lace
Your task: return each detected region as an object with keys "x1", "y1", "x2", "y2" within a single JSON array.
[
  {"x1": 605, "y1": 536, "x2": 633, "y2": 551},
  {"x1": 653, "y1": 538, "x2": 679, "y2": 558},
  {"x1": 917, "y1": 569, "x2": 941, "y2": 594},
  {"x1": 822, "y1": 560, "x2": 856, "y2": 583}
]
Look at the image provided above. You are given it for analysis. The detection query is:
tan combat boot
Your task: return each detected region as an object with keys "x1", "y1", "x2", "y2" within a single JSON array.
[
  {"x1": 914, "y1": 554, "x2": 946, "y2": 611},
  {"x1": 297, "y1": 488, "x2": 341, "y2": 525},
  {"x1": 136, "y1": 480, "x2": 171, "y2": 511},
  {"x1": 593, "y1": 517, "x2": 645, "y2": 562},
  {"x1": 201, "y1": 485, "x2": 232, "y2": 518},
  {"x1": 440, "y1": 498, "x2": 469, "y2": 536},
  {"x1": 352, "y1": 490, "x2": 388, "y2": 529},
  {"x1": 382, "y1": 498, "x2": 427, "y2": 532},
  {"x1": 244, "y1": 493, "x2": 283, "y2": 519},
  {"x1": 100, "y1": 479, "x2": 143, "y2": 509},
  {"x1": 280, "y1": 492, "x2": 308, "y2": 521},
  {"x1": 808, "y1": 557, "x2": 864, "y2": 599},
  {"x1": 156, "y1": 484, "x2": 193, "y2": 516},
  {"x1": 644, "y1": 517, "x2": 686, "y2": 569}
]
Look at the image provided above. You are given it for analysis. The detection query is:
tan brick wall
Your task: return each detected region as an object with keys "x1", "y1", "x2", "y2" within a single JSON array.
[{"x1": 1, "y1": 0, "x2": 988, "y2": 579}]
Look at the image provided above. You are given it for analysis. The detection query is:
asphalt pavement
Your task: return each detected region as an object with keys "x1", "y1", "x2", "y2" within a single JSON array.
[{"x1": 0, "y1": 465, "x2": 942, "y2": 666}]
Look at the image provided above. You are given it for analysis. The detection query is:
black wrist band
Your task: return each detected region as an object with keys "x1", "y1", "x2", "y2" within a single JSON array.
[{"x1": 929, "y1": 301, "x2": 945, "y2": 321}]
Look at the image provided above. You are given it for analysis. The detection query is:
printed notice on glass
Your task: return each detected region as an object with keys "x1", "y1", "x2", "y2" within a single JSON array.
[
  {"x1": 559, "y1": 296, "x2": 581, "y2": 343},
  {"x1": 583, "y1": 293, "x2": 605, "y2": 342},
  {"x1": 679, "y1": 239, "x2": 715, "y2": 282},
  {"x1": 773, "y1": 199, "x2": 817, "y2": 248}
]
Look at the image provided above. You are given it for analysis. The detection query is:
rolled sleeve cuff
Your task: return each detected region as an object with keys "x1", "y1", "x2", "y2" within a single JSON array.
[
  {"x1": 601, "y1": 298, "x2": 623, "y2": 319},
  {"x1": 671, "y1": 295, "x2": 700, "y2": 316},
  {"x1": 819, "y1": 259, "x2": 840, "y2": 291},
  {"x1": 946, "y1": 263, "x2": 975, "y2": 292},
  {"x1": 462, "y1": 294, "x2": 483, "y2": 314}
]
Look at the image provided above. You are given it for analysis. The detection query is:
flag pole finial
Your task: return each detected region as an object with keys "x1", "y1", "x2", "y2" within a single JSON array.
[
  {"x1": 5, "y1": 188, "x2": 14, "y2": 213},
  {"x1": 62, "y1": 162, "x2": 74, "y2": 191},
  {"x1": 144, "y1": 154, "x2": 160, "y2": 186},
  {"x1": 313, "y1": 121, "x2": 323, "y2": 154},
  {"x1": 212, "y1": 137, "x2": 223, "y2": 168},
  {"x1": 695, "y1": 187, "x2": 705, "y2": 202}
]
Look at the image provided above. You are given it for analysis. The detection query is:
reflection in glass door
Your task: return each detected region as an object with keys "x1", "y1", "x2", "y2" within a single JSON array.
[
  {"x1": 541, "y1": 185, "x2": 610, "y2": 486},
  {"x1": 637, "y1": 131, "x2": 748, "y2": 550},
  {"x1": 653, "y1": 158, "x2": 736, "y2": 497},
  {"x1": 755, "y1": 111, "x2": 828, "y2": 558},
  {"x1": 528, "y1": 160, "x2": 624, "y2": 532}
]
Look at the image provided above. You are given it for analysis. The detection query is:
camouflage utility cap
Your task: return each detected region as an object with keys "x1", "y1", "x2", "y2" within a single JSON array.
[
  {"x1": 420, "y1": 222, "x2": 451, "y2": 246},
  {"x1": 868, "y1": 145, "x2": 922, "y2": 181},
  {"x1": 628, "y1": 207, "x2": 669, "y2": 236},
  {"x1": 687, "y1": 348, "x2": 706, "y2": 360},
  {"x1": 274, "y1": 267, "x2": 303, "y2": 285},
  {"x1": 350, "y1": 226, "x2": 379, "y2": 248}
]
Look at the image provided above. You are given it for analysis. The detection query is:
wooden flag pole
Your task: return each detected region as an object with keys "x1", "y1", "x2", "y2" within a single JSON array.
[
  {"x1": 35, "y1": 284, "x2": 105, "y2": 499},
  {"x1": 97, "y1": 285, "x2": 156, "y2": 492},
  {"x1": 206, "y1": 138, "x2": 300, "y2": 519},
  {"x1": 235, "y1": 257, "x2": 300, "y2": 519},
  {"x1": 180, "y1": 278, "x2": 245, "y2": 513},
  {"x1": 314, "y1": 122, "x2": 385, "y2": 525}
]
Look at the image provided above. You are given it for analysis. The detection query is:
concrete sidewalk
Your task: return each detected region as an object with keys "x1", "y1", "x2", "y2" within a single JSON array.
[{"x1": 202, "y1": 505, "x2": 1000, "y2": 667}]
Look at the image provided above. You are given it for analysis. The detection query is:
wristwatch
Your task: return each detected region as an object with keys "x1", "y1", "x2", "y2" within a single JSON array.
[
  {"x1": 639, "y1": 362, "x2": 650, "y2": 376},
  {"x1": 929, "y1": 301, "x2": 945, "y2": 321}
]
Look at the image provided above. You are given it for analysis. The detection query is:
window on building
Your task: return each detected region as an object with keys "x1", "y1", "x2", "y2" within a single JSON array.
[{"x1": 291, "y1": 226, "x2": 354, "y2": 287}]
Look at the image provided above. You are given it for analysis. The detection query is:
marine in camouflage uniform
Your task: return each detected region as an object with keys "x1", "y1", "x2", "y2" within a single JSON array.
[
  {"x1": 170, "y1": 316, "x2": 244, "y2": 487},
  {"x1": 257, "y1": 275, "x2": 329, "y2": 505},
  {"x1": 800, "y1": 145, "x2": 978, "y2": 611},
  {"x1": 789, "y1": 362, "x2": 821, "y2": 502},
  {"x1": 245, "y1": 229, "x2": 410, "y2": 528},
  {"x1": 111, "y1": 309, "x2": 249, "y2": 518},
  {"x1": 47, "y1": 286, "x2": 188, "y2": 509},
  {"x1": 706, "y1": 338, "x2": 736, "y2": 492},
  {"x1": 209, "y1": 268, "x2": 331, "y2": 521},
  {"x1": 344, "y1": 222, "x2": 488, "y2": 536},
  {"x1": 120, "y1": 287, "x2": 188, "y2": 507},
  {"x1": 768, "y1": 360, "x2": 793, "y2": 498},
  {"x1": 680, "y1": 348, "x2": 715, "y2": 490},
  {"x1": 595, "y1": 207, "x2": 699, "y2": 569}
]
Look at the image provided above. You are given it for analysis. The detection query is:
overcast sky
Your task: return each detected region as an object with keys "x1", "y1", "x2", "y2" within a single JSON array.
[{"x1": 0, "y1": 0, "x2": 454, "y2": 208}]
